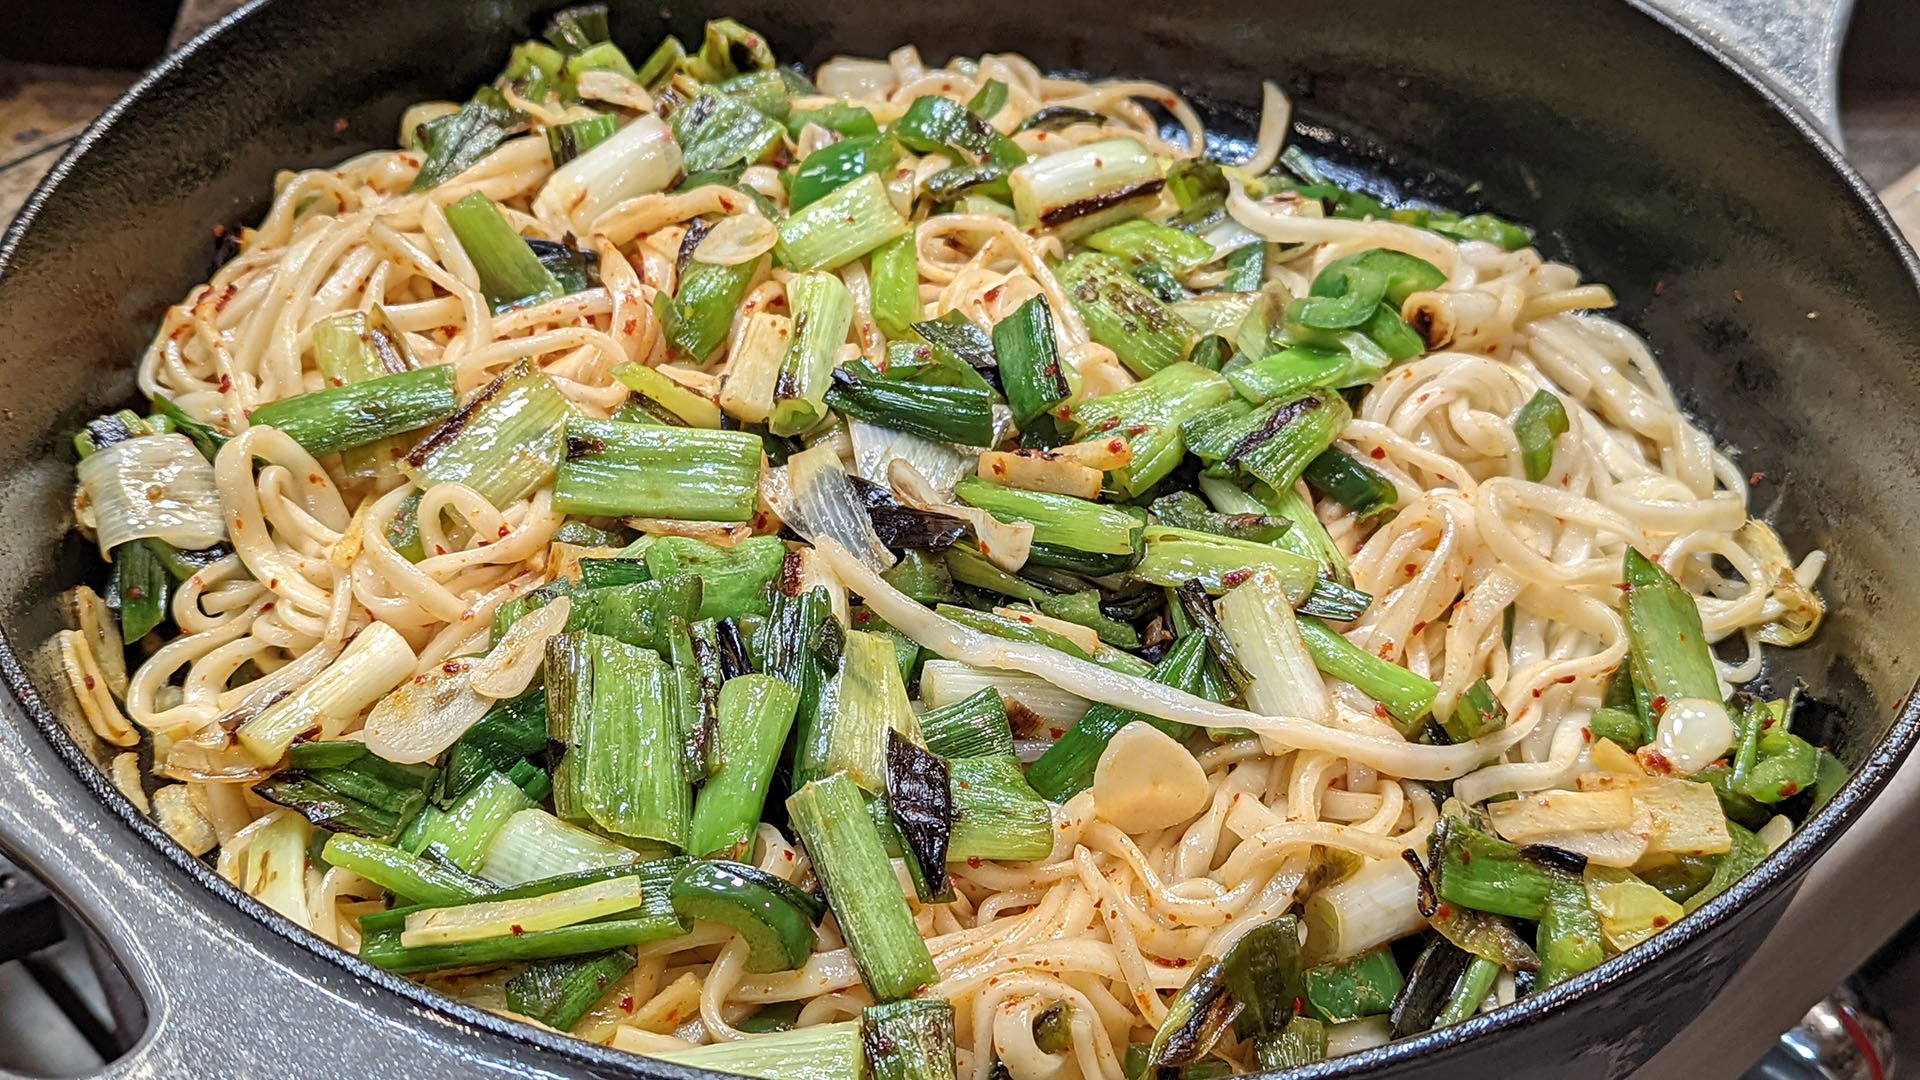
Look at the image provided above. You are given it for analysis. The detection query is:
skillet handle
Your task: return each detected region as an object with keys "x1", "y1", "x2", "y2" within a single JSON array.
[
  {"x1": 1634, "y1": 0, "x2": 1852, "y2": 140},
  {"x1": 0, "y1": 695, "x2": 587, "y2": 1080}
]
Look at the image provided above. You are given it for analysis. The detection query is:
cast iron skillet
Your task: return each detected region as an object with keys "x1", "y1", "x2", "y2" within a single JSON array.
[{"x1": 0, "y1": 0, "x2": 1916, "y2": 1076}]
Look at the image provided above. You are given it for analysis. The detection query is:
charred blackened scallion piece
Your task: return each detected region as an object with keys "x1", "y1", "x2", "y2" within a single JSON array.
[
  {"x1": 255, "y1": 741, "x2": 436, "y2": 842},
  {"x1": 848, "y1": 477, "x2": 970, "y2": 552},
  {"x1": 1429, "y1": 814, "x2": 1556, "y2": 920},
  {"x1": 1009, "y1": 138, "x2": 1160, "y2": 234},
  {"x1": 403, "y1": 360, "x2": 572, "y2": 508},
  {"x1": 1147, "y1": 956, "x2": 1241, "y2": 1071},
  {"x1": 771, "y1": 270, "x2": 856, "y2": 435},
  {"x1": 885, "y1": 728, "x2": 954, "y2": 902},
  {"x1": 1149, "y1": 491, "x2": 1290, "y2": 543},
  {"x1": 1390, "y1": 936, "x2": 1475, "y2": 1037}
]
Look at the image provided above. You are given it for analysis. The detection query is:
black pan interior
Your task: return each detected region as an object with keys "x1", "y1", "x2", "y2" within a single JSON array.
[{"x1": 1, "y1": 0, "x2": 1917, "y2": 1074}]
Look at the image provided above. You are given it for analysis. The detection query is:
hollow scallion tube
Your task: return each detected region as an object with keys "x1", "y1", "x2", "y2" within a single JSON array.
[
  {"x1": 687, "y1": 674, "x2": 802, "y2": 858},
  {"x1": 770, "y1": 270, "x2": 855, "y2": 435},
  {"x1": 248, "y1": 366, "x2": 458, "y2": 457},
  {"x1": 553, "y1": 416, "x2": 762, "y2": 520},
  {"x1": 443, "y1": 192, "x2": 564, "y2": 312},
  {"x1": 402, "y1": 360, "x2": 572, "y2": 508},
  {"x1": 1064, "y1": 361, "x2": 1234, "y2": 496},
  {"x1": 787, "y1": 772, "x2": 939, "y2": 1002},
  {"x1": 777, "y1": 172, "x2": 910, "y2": 272},
  {"x1": 1057, "y1": 252, "x2": 1193, "y2": 376}
]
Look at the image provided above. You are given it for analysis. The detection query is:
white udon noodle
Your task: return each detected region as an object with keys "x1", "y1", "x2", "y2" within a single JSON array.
[{"x1": 101, "y1": 42, "x2": 1825, "y2": 1078}]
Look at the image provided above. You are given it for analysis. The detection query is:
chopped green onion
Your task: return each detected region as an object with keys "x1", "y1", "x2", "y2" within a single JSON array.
[
  {"x1": 257, "y1": 741, "x2": 435, "y2": 842},
  {"x1": 248, "y1": 366, "x2": 457, "y2": 457},
  {"x1": 826, "y1": 629, "x2": 925, "y2": 793},
  {"x1": 1430, "y1": 814, "x2": 1556, "y2": 920},
  {"x1": 943, "y1": 753, "x2": 1053, "y2": 862},
  {"x1": 954, "y1": 477, "x2": 1145, "y2": 574},
  {"x1": 1195, "y1": 391, "x2": 1352, "y2": 497},
  {"x1": 443, "y1": 192, "x2": 564, "y2": 312},
  {"x1": 654, "y1": 1020, "x2": 865, "y2": 1079},
  {"x1": 719, "y1": 68, "x2": 794, "y2": 121},
  {"x1": 881, "y1": 549, "x2": 958, "y2": 606},
  {"x1": 916, "y1": 687, "x2": 1016, "y2": 760},
  {"x1": 1085, "y1": 219, "x2": 1217, "y2": 276},
  {"x1": 409, "y1": 88, "x2": 523, "y2": 191},
  {"x1": 553, "y1": 416, "x2": 762, "y2": 520},
  {"x1": 1432, "y1": 956, "x2": 1500, "y2": 1028},
  {"x1": 671, "y1": 89, "x2": 785, "y2": 173},
  {"x1": 500, "y1": 41, "x2": 565, "y2": 103},
  {"x1": 894, "y1": 94, "x2": 1025, "y2": 169},
  {"x1": 112, "y1": 540, "x2": 171, "y2": 642},
  {"x1": 403, "y1": 360, "x2": 573, "y2": 508},
  {"x1": 478, "y1": 808, "x2": 646, "y2": 885},
  {"x1": 992, "y1": 295, "x2": 1069, "y2": 428},
  {"x1": 777, "y1": 173, "x2": 911, "y2": 272},
  {"x1": 1623, "y1": 547, "x2": 1723, "y2": 742},
  {"x1": 1057, "y1": 252, "x2": 1193, "y2": 377},
  {"x1": 1029, "y1": 634, "x2": 1210, "y2": 801},
  {"x1": 545, "y1": 112, "x2": 619, "y2": 166},
  {"x1": 689, "y1": 17, "x2": 777, "y2": 82},
  {"x1": 870, "y1": 234, "x2": 922, "y2": 337},
  {"x1": 505, "y1": 950, "x2": 635, "y2": 1032},
  {"x1": 787, "y1": 772, "x2": 939, "y2": 1002},
  {"x1": 670, "y1": 860, "x2": 823, "y2": 972},
  {"x1": 1065, "y1": 361, "x2": 1234, "y2": 496},
  {"x1": 660, "y1": 255, "x2": 764, "y2": 362},
  {"x1": 545, "y1": 631, "x2": 689, "y2": 847},
  {"x1": 612, "y1": 361, "x2": 722, "y2": 428},
  {"x1": 1218, "y1": 569, "x2": 1332, "y2": 722},
  {"x1": 1297, "y1": 616, "x2": 1438, "y2": 729},
  {"x1": 1008, "y1": 137, "x2": 1160, "y2": 233},
  {"x1": 688, "y1": 674, "x2": 802, "y2": 857},
  {"x1": 1305, "y1": 948, "x2": 1405, "y2": 1024},
  {"x1": 408, "y1": 771, "x2": 531, "y2": 872},
  {"x1": 1443, "y1": 677, "x2": 1509, "y2": 742},
  {"x1": 645, "y1": 535, "x2": 785, "y2": 619},
  {"x1": 1535, "y1": 873, "x2": 1605, "y2": 987},
  {"x1": 864, "y1": 998, "x2": 958, "y2": 1080},
  {"x1": 438, "y1": 689, "x2": 549, "y2": 805},
  {"x1": 771, "y1": 270, "x2": 856, "y2": 435},
  {"x1": 1132, "y1": 525, "x2": 1320, "y2": 598},
  {"x1": 826, "y1": 365, "x2": 995, "y2": 446},
  {"x1": 1513, "y1": 389, "x2": 1571, "y2": 482},
  {"x1": 320, "y1": 833, "x2": 493, "y2": 907},
  {"x1": 236, "y1": 622, "x2": 415, "y2": 764}
]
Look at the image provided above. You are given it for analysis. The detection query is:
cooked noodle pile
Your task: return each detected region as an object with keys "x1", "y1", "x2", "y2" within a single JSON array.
[{"x1": 61, "y1": 32, "x2": 1826, "y2": 1078}]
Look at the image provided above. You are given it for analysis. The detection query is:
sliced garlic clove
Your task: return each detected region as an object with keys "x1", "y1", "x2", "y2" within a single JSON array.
[{"x1": 1092, "y1": 721, "x2": 1209, "y2": 834}]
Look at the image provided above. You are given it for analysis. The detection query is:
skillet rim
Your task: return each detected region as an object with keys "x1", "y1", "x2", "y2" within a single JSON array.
[{"x1": 1, "y1": 0, "x2": 1916, "y2": 1075}]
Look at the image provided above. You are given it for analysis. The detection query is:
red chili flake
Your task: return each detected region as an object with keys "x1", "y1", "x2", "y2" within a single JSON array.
[
  {"x1": 83, "y1": 674, "x2": 96, "y2": 690},
  {"x1": 623, "y1": 317, "x2": 639, "y2": 335},
  {"x1": 1651, "y1": 695, "x2": 1668, "y2": 715},
  {"x1": 1404, "y1": 563, "x2": 1419, "y2": 577},
  {"x1": 433, "y1": 545, "x2": 447, "y2": 556},
  {"x1": 443, "y1": 662, "x2": 462, "y2": 675},
  {"x1": 1749, "y1": 471, "x2": 1767, "y2": 485},
  {"x1": 214, "y1": 283, "x2": 238, "y2": 313},
  {"x1": 1779, "y1": 781, "x2": 1800, "y2": 797},
  {"x1": 1733, "y1": 289, "x2": 1745, "y2": 303},
  {"x1": 1582, "y1": 728, "x2": 1593, "y2": 742},
  {"x1": 1048, "y1": 727, "x2": 1065, "y2": 739},
  {"x1": 991, "y1": 460, "x2": 1007, "y2": 475},
  {"x1": 1412, "y1": 621, "x2": 1427, "y2": 635},
  {"x1": 1107, "y1": 438, "x2": 1126, "y2": 454},
  {"x1": 1651, "y1": 916, "x2": 1670, "y2": 928},
  {"x1": 1221, "y1": 569, "x2": 1252, "y2": 588},
  {"x1": 268, "y1": 578, "x2": 280, "y2": 589},
  {"x1": 1461, "y1": 849, "x2": 1473, "y2": 866},
  {"x1": 1435, "y1": 903, "x2": 1452, "y2": 920},
  {"x1": 1125, "y1": 424, "x2": 1150, "y2": 437},
  {"x1": 984, "y1": 285, "x2": 1005, "y2": 303},
  {"x1": 218, "y1": 374, "x2": 233, "y2": 393},
  {"x1": 308, "y1": 473, "x2": 325, "y2": 486},
  {"x1": 212, "y1": 224, "x2": 227, "y2": 239},
  {"x1": 1558, "y1": 674, "x2": 1577, "y2": 684},
  {"x1": 1531, "y1": 687, "x2": 1544, "y2": 698},
  {"x1": 1369, "y1": 447, "x2": 1387, "y2": 460},
  {"x1": 855, "y1": 609, "x2": 872, "y2": 626},
  {"x1": 967, "y1": 856, "x2": 983, "y2": 869},
  {"x1": 509, "y1": 924, "x2": 525, "y2": 936},
  {"x1": 1653, "y1": 280, "x2": 1666, "y2": 296},
  {"x1": 333, "y1": 117, "x2": 349, "y2": 133},
  {"x1": 1642, "y1": 749, "x2": 1673, "y2": 774},
  {"x1": 498, "y1": 524, "x2": 511, "y2": 538},
  {"x1": 1097, "y1": 417, "x2": 1122, "y2": 432},
  {"x1": 620, "y1": 994, "x2": 635, "y2": 1012}
]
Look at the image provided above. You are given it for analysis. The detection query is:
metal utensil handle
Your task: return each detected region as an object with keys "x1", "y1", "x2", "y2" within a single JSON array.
[{"x1": 1637, "y1": 0, "x2": 1853, "y2": 139}]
